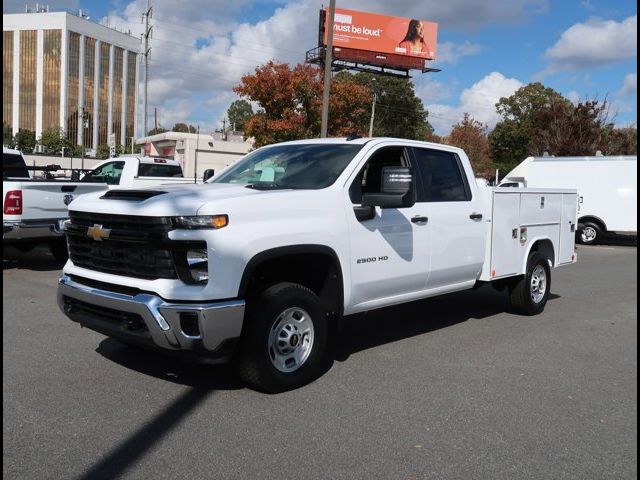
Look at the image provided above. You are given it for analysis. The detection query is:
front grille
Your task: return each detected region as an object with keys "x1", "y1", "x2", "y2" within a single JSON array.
[{"x1": 67, "y1": 212, "x2": 178, "y2": 280}]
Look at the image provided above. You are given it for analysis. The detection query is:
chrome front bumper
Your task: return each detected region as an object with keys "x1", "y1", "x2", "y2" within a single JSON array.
[{"x1": 57, "y1": 274, "x2": 245, "y2": 359}]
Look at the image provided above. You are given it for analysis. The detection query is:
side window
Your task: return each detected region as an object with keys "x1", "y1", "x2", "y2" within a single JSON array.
[
  {"x1": 349, "y1": 146, "x2": 408, "y2": 204},
  {"x1": 82, "y1": 161, "x2": 125, "y2": 185},
  {"x1": 412, "y1": 148, "x2": 471, "y2": 202}
]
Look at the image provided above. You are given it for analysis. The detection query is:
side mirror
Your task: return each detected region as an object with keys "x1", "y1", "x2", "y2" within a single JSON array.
[
  {"x1": 203, "y1": 169, "x2": 215, "y2": 181},
  {"x1": 361, "y1": 166, "x2": 416, "y2": 209}
]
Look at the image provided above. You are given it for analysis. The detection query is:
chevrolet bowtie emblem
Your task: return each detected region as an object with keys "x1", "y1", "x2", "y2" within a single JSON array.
[{"x1": 86, "y1": 224, "x2": 111, "y2": 241}]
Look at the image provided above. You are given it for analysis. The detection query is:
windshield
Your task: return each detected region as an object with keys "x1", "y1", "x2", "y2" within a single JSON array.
[{"x1": 211, "y1": 143, "x2": 364, "y2": 190}]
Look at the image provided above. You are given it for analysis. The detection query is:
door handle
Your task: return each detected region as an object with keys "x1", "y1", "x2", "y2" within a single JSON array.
[
  {"x1": 411, "y1": 216, "x2": 428, "y2": 225},
  {"x1": 469, "y1": 213, "x2": 483, "y2": 220}
]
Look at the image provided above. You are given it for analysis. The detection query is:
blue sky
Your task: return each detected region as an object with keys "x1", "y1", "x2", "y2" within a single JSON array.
[{"x1": 5, "y1": 0, "x2": 637, "y2": 135}]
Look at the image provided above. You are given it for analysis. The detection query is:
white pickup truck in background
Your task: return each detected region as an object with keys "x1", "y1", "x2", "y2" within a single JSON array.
[
  {"x1": 78, "y1": 156, "x2": 207, "y2": 189},
  {"x1": 3, "y1": 146, "x2": 107, "y2": 260},
  {"x1": 58, "y1": 137, "x2": 578, "y2": 392},
  {"x1": 4, "y1": 151, "x2": 207, "y2": 259}
]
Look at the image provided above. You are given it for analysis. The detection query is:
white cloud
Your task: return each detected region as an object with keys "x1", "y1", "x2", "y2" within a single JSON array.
[
  {"x1": 339, "y1": 0, "x2": 548, "y2": 29},
  {"x1": 542, "y1": 15, "x2": 637, "y2": 74},
  {"x1": 424, "y1": 72, "x2": 523, "y2": 135},
  {"x1": 434, "y1": 41, "x2": 482, "y2": 65},
  {"x1": 619, "y1": 73, "x2": 637, "y2": 96},
  {"x1": 100, "y1": 0, "x2": 548, "y2": 135}
]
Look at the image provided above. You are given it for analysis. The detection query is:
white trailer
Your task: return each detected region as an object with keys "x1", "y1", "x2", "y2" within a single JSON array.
[{"x1": 500, "y1": 155, "x2": 637, "y2": 244}]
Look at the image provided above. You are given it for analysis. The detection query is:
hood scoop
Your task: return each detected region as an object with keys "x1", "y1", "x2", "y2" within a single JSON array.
[{"x1": 100, "y1": 189, "x2": 168, "y2": 201}]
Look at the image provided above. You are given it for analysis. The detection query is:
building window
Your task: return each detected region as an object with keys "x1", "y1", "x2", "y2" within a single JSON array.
[
  {"x1": 3, "y1": 31, "x2": 13, "y2": 143},
  {"x1": 42, "y1": 29, "x2": 61, "y2": 132},
  {"x1": 125, "y1": 51, "x2": 136, "y2": 143},
  {"x1": 66, "y1": 31, "x2": 80, "y2": 144},
  {"x1": 83, "y1": 37, "x2": 95, "y2": 148},
  {"x1": 98, "y1": 42, "x2": 110, "y2": 145},
  {"x1": 19, "y1": 30, "x2": 37, "y2": 134},
  {"x1": 112, "y1": 46, "x2": 123, "y2": 147}
]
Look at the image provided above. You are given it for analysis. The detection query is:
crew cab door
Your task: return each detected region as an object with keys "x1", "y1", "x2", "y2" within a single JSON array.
[
  {"x1": 410, "y1": 147, "x2": 485, "y2": 290},
  {"x1": 345, "y1": 145, "x2": 431, "y2": 309}
]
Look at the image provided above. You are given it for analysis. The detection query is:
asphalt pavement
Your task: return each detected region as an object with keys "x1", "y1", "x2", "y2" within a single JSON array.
[{"x1": 3, "y1": 240, "x2": 637, "y2": 480}]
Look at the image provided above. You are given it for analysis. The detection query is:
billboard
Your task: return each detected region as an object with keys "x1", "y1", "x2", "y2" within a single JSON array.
[{"x1": 322, "y1": 8, "x2": 438, "y2": 61}]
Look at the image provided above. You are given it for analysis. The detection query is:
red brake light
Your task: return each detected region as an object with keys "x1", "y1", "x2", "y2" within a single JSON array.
[{"x1": 4, "y1": 190, "x2": 22, "y2": 215}]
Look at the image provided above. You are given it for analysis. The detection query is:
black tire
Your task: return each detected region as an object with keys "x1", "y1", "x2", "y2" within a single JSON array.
[
  {"x1": 49, "y1": 240, "x2": 69, "y2": 261},
  {"x1": 577, "y1": 221, "x2": 602, "y2": 245},
  {"x1": 238, "y1": 282, "x2": 328, "y2": 393},
  {"x1": 509, "y1": 252, "x2": 551, "y2": 316}
]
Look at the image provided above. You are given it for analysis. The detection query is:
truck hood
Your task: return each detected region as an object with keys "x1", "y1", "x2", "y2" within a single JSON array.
[{"x1": 68, "y1": 183, "x2": 290, "y2": 216}]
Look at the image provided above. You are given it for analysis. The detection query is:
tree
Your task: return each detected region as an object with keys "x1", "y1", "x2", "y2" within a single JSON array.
[
  {"x1": 39, "y1": 127, "x2": 71, "y2": 155},
  {"x1": 598, "y1": 125, "x2": 637, "y2": 155},
  {"x1": 95, "y1": 143, "x2": 124, "y2": 159},
  {"x1": 14, "y1": 130, "x2": 36, "y2": 154},
  {"x1": 227, "y1": 100, "x2": 254, "y2": 132},
  {"x1": 146, "y1": 127, "x2": 168, "y2": 136},
  {"x1": 234, "y1": 61, "x2": 323, "y2": 147},
  {"x1": 234, "y1": 61, "x2": 421, "y2": 147},
  {"x1": 172, "y1": 123, "x2": 197, "y2": 133},
  {"x1": 445, "y1": 113, "x2": 492, "y2": 176},
  {"x1": 489, "y1": 83, "x2": 572, "y2": 174},
  {"x1": 337, "y1": 71, "x2": 433, "y2": 140},
  {"x1": 531, "y1": 99, "x2": 610, "y2": 156}
]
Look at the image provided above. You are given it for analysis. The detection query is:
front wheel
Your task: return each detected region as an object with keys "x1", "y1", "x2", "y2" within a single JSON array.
[
  {"x1": 509, "y1": 252, "x2": 551, "y2": 315},
  {"x1": 238, "y1": 282, "x2": 328, "y2": 393}
]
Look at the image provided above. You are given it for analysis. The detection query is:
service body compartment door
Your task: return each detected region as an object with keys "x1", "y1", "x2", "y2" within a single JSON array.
[
  {"x1": 559, "y1": 193, "x2": 578, "y2": 264},
  {"x1": 519, "y1": 193, "x2": 562, "y2": 226},
  {"x1": 490, "y1": 192, "x2": 521, "y2": 278}
]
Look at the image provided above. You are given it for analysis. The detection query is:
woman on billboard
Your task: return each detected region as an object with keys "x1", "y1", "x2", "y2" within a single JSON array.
[{"x1": 398, "y1": 19, "x2": 430, "y2": 55}]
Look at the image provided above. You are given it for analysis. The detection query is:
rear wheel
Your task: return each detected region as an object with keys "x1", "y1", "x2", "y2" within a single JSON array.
[
  {"x1": 577, "y1": 222, "x2": 602, "y2": 245},
  {"x1": 238, "y1": 282, "x2": 328, "y2": 393},
  {"x1": 509, "y1": 252, "x2": 551, "y2": 315}
]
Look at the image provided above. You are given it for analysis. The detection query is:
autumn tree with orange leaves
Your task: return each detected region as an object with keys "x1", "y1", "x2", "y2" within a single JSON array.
[
  {"x1": 234, "y1": 61, "x2": 371, "y2": 147},
  {"x1": 445, "y1": 113, "x2": 493, "y2": 176}
]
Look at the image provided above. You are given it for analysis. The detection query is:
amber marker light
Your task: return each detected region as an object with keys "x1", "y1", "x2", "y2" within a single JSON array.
[{"x1": 211, "y1": 215, "x2": 229, "y2": 229}]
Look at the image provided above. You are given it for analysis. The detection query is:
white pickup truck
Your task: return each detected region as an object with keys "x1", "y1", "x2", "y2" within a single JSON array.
[
  {"x1": 79, "y1": 156, "x2": 203, "y2": 189},
  {"x1": 57, "y1": 138, "x2": 578, "y2": 392},
  {"x1": 3, "y1": 146, "x2": 107, "y2": 259}
]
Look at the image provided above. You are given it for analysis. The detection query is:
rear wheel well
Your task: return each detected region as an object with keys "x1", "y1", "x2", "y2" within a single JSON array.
[
  {"x1": 530, "y1": 239, "x2": 555, "y2": 268},
  {"x1": 240, "y1": 249, "x2": 343, "y2": 318}
]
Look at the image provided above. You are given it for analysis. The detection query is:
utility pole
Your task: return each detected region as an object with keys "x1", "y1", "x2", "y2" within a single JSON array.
[
  {"x1": 222, "y1": 119, "x2": 226, "y2": 140},
  {"x1": 320, "y1": 0, "x2": 336, "y2": 138},
  {"x1": 154, "y1": 107, "x2": 157, "y2": 131},
  {"x1": 368, "y1": 92, "x2": 377, "y2": 137},
  {"x1": 142, "y1": 0, "x2": 153, "y2": 136}
]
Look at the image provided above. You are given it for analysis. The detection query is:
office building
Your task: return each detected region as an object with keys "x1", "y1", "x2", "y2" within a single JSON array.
[{"x1": 3, "y1": 11, "x2": 140, "y2": 151}]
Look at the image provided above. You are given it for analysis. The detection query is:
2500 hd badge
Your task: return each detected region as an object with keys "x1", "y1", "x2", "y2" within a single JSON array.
[{"x1": 357, "y1": 256, "x2": 389, "y2": 264}]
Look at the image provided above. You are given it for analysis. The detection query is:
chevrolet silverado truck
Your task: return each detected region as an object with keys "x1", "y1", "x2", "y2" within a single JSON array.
[
  {"x1": 3, "y1": 146, "x2": 107, "y2": 260},
  {"x1": 57, "y1": 138, "x2": 578, "y2": 392}
]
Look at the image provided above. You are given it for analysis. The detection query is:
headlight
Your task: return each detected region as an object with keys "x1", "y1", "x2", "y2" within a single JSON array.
[
  {"x1": 186, "y1": 248, "x2": 208, "y2": 283},
  {"x1": 174, "y1": 215, "x2": 228, "y2": 229}
]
